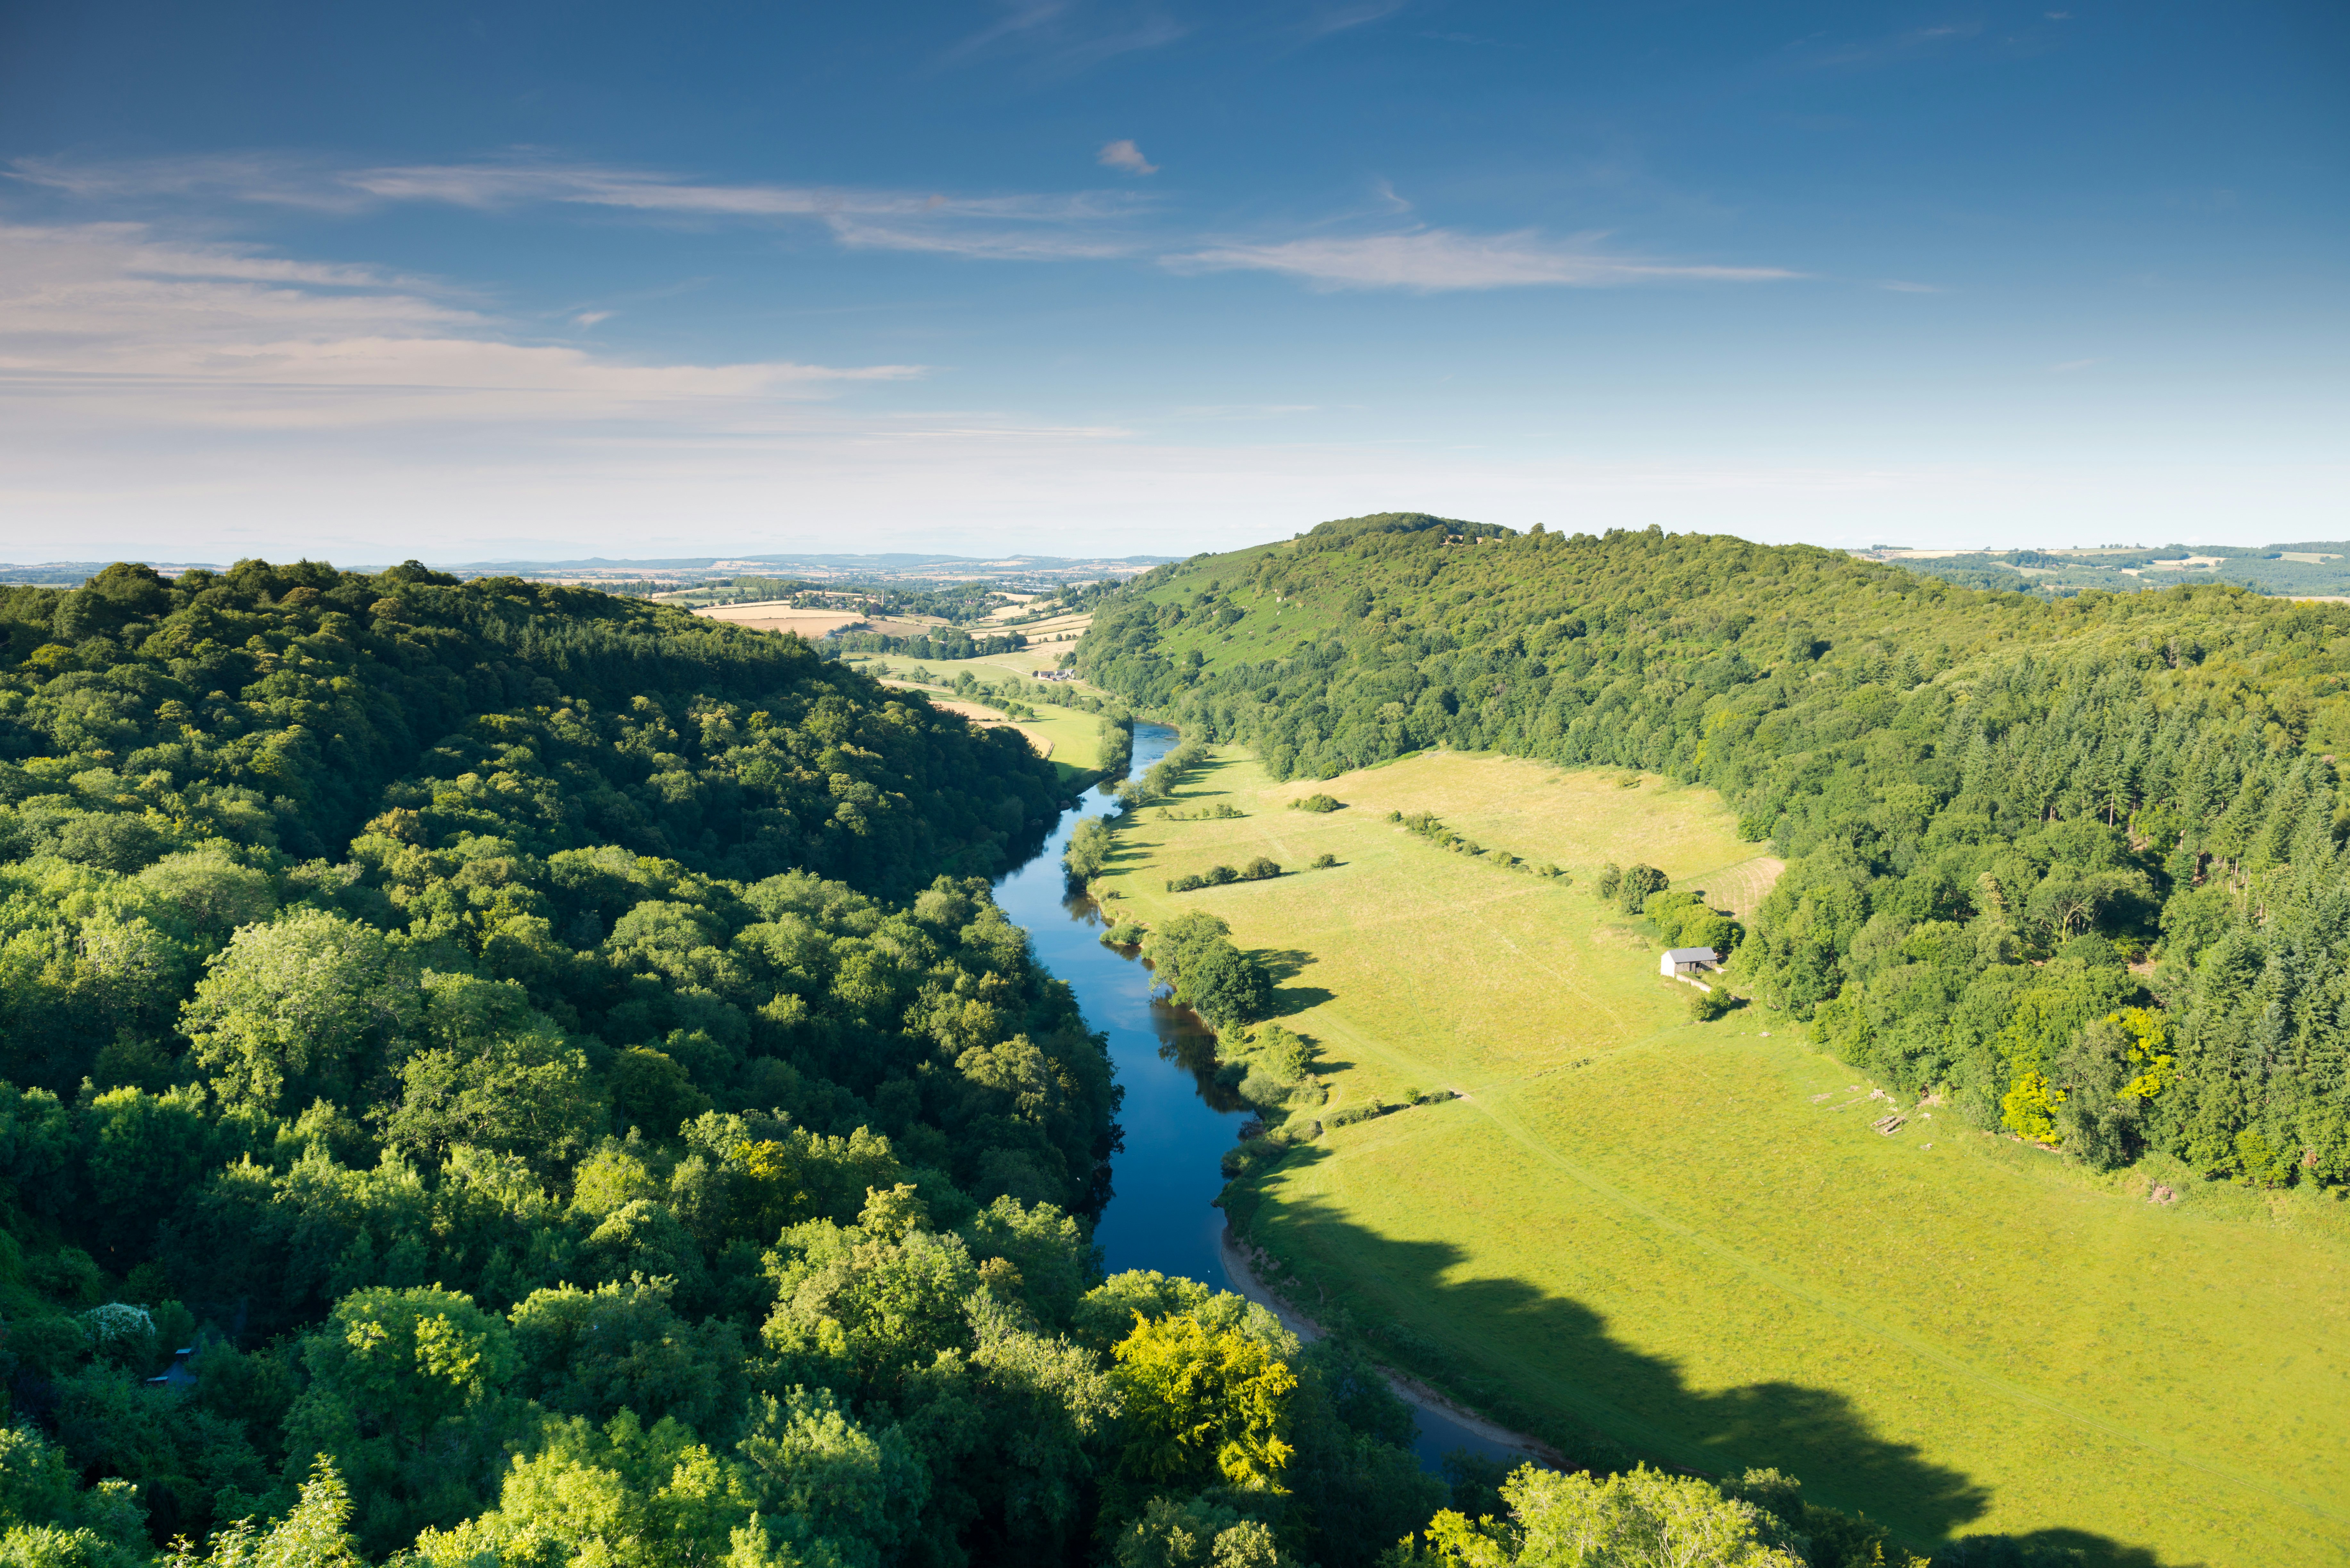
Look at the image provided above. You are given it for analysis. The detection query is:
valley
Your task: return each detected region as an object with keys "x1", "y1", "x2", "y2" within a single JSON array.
[{"x1": 1089, "y1": 744, "x2": 2350, "y2": 1563}]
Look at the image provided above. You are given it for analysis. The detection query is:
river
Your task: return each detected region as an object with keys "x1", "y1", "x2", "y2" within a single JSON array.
[{"x1": 991, "y1": 721, "x2": 1522, "y2": 1469}]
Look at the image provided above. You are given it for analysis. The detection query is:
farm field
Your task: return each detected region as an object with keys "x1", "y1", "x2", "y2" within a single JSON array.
[
  {"x1": 871, "y1": 671, "x2": 1107, "y2": 785},
  {"x1": 1090, "y1": 748, "x2": 2350, "y2": 1566},
  {"x1": 852, "y1": 647, "x2": 1104, "y2": 688}
]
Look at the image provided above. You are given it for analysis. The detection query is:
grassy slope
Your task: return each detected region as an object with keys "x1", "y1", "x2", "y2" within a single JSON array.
[{"x1": 1091, "y1": 748, "x2": 2350, "y2": 1566}]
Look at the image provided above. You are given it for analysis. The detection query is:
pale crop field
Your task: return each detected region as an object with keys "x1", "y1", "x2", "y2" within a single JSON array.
[
  {"x1": 867, "y1": 670, "x2": 1106, "y2": 785},
  {"x1": 1091, "y1": 748, "x2": 2350, "y2": 1567}
]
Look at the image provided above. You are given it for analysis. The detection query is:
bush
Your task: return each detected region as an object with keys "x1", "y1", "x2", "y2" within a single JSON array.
[
  {"x1": 1100, "y1": 921, "x2": 1145, "y2": 946},
  {"x1": 1310, "y1": 852, "x2": 1337, "y2": 869},
  {"x1": 1240, "y1": 857, "x2": 1280, "y2": 881},
  {"x1": 1688, "y1": 987, "x2": 1731, "y2": 1022},
  {"x1": 1291, "y1": 793, "x2": 1342, "y2": 813},
  {"x1": 1166, "y1": 874, "x2": 1204, "y2": 892},
  {"x1": 1251, "y1": 1023, "x2": 1311, "y2": 1082},
  {"x1": 1202, "y1": 864, "x2": 1238, "y2": 886}
]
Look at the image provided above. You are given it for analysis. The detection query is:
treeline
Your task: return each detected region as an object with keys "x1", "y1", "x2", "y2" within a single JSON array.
[
  {"x1": 828, "y1": 628, "x2": 1029, "y2": 660},
  {"x1": 1076, "y1": 517, "x2": 2350, "y2": 1189},
  {"x1": 0, "y1": 559, "x2": 1465, "y2": 1567}
]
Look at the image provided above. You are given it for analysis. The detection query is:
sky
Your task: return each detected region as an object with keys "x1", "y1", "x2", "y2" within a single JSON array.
[{"x1": 0, "y1": 0, "x2": 2344, "y2": 564}]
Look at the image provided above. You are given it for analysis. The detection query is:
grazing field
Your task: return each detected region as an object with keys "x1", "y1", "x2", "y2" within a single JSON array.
[
  {"x1": 1090, "y1": 748, "x2": 2350, "y2": 1566},
  {"x1": 874, "y1": 675, "x2": 1106, "y2": 785}
]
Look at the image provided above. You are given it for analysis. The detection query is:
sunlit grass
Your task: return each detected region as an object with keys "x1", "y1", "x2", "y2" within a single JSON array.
[{"x1": 1092, "y1": 747, "x2": 2350, "y2": 1566}]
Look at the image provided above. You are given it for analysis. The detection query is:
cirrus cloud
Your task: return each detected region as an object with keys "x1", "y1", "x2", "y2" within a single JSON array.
[
  {"x1": 1167, "y1": 227, "x2": 1800, "y2": 291},
  {"x1": 0, "y1": 221, "x2": 923, "y2": 429}
]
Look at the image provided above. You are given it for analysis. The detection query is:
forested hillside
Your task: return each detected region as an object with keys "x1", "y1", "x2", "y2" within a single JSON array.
[
  {"x1": 1078, "y1": 516, "x2": 2350, "y2": 1188},
  {"x1": 0, "y1": 559, "x2": 1477, "y2": 1567}
]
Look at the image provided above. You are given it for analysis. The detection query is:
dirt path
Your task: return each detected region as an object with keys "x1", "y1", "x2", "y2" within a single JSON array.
[{"x1": 1216, "y1": 1226, "x2": 1562, "y2": 1467}]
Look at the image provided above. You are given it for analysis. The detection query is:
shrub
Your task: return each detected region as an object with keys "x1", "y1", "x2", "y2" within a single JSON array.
[
  {"x1": 1310, "y1": 852, "x2": 1337, "y2": 869},
  {"x1": 1291, "y1": 793, "x2": 1342, "y2": 813},
  {"x1": 1202, "y1": 864, "x2": 1238, "y2": 886},
  {"x1": 1101, "y1": 921, "x2": 1146, "y2": 946},
  {"x1": 1240, "y1": 857, "x2": 1280, "y2": 881},
  {"x1": 1688, "y1": 987, "x2": 1732, "y2": 1022},
  {"x1": 1252, "y1": 1023, "x2": 1311, "y2": 1081},
  {"x1": 1166, "y1": 874, "x2": 1204, "y2": 892}
]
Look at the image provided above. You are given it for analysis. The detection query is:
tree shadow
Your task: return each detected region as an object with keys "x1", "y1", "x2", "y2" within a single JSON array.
[
  {"x1": 1237, "y1": 1144, "x2": 2201, "y2": 1568},
  {"x1": 1271, "y1": 984, "x2": 1337, "y2": 1016},
  {"x1": 1254, "y1": 948, "x2": 1318, "y2": 983}
]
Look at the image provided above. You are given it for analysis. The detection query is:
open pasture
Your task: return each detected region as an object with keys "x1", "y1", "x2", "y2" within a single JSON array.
[
  {"x1": 1090, "y1": 748, "x2": 2350, "y2": 1566},
  {"x1": 873, "y1": 675, "x2": 1106, "y2": 784}
]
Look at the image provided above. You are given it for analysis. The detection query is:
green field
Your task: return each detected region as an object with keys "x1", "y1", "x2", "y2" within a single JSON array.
[
  {"x1": 854, "y1": 657, "x2": 1111, "y2": 785},
  {"x1": 1091, "y1": 748, "x2": 2350, "y2": 1566}
]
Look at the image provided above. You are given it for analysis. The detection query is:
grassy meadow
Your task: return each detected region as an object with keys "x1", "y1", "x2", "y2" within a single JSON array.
[
  {"x1": 1090, "y1": 748, "x2": 2350, "y2": 1566},
  {"x1": 849, "y1": 655, "x2": 1110, "y2": 785}
]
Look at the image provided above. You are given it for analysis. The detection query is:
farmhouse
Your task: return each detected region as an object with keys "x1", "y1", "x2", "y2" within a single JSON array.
[{"x1": 1660, "y1": 946, "x2": 1719, "y2": 978}]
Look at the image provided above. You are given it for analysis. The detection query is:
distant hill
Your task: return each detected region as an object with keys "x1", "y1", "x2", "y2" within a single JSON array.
[
  {"x1": 1861, "y1": 542, "x2": 2350, "y2": 598},
  {"x1": 0, "y1": 551, "x2": 1176, "y2": 592}
]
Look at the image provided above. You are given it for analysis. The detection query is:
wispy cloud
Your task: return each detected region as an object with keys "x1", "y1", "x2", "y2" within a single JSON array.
[
  {"x1": 1302, "y1": 1, "x2": 1408, "y2": 40},
  {"x1": 0, "y1": 222, "x2": 920, "y2": 429},
  {"x1": 824, "y1": 217, "x2": 1140, "y2": 261},
  {"x1": 17, "y1": 153, "x2": 1790, "y2": 292},
  {"x1": 935, "y1": 1, "x2": 1185, "y2": 76},
  {"x1": 8, "y1": 153, "x2": 376, "y2": 213},
  {"x1": 1167, "y1": 228, "x2": 1799, "y2": 291},
  {"x1": 14, "y1": 153, "x2": 1154, "y2": 265},
  {"x1": 1097, "y1": 139, "x2": 1158, "y2": 176}
]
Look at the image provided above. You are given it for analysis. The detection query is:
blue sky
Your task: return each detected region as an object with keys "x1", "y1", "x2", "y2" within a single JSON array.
[{"x1": 1, "y1": 1, "x2": 2342, "y2": 562}]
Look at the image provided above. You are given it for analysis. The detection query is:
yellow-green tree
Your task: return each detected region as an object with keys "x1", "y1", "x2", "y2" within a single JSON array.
[{"x1": 1110, "y1": 1311, "x2": 1296, "y2": 1493}]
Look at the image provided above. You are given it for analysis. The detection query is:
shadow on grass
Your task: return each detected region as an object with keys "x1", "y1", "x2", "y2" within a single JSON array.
[
  {"x1": 1239, "y1": 1142, "x2": 2197, "y2": 1568},
  {"x1": 1273, "y1": 986, "x2": 1337, "y2": 1017}
]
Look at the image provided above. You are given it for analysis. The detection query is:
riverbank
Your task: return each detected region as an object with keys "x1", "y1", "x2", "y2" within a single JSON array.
[{"x1": 1216, "y1": 1225, "x2": 1561, "y2": 1471}]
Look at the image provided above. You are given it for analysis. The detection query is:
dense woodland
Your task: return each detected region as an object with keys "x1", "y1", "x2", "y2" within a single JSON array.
[
  {"x1": 0, "y1": 560, "x2": 1494, "y2": 1567},
  {"x1": 1079, "y1": 515, "x2": 2350, "y2": 1188},
  {"x1": 0, "y1": 547, "x2": 2200, "y2": 1566}
]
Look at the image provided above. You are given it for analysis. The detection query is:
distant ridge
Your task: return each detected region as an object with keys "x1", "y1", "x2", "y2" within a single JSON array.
[{"x1": 0, "y1": 551, "x2": 1176, "y2": 590}]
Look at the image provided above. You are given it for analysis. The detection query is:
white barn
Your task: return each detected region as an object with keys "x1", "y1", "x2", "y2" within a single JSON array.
[{"x1": 1660, "y1": 947, "x2": 1719, "y2": 978}]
